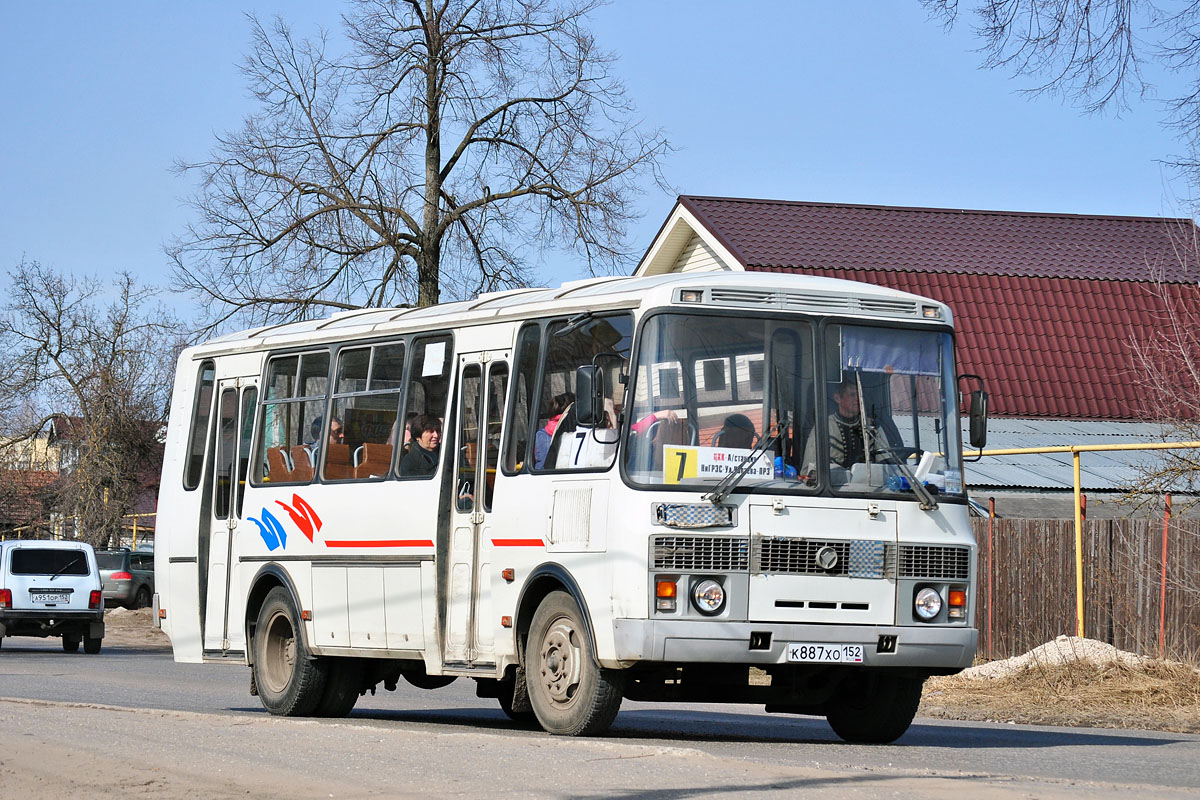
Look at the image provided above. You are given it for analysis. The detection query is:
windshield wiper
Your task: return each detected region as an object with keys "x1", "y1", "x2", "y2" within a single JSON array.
[
  {"x1": 704, "y1": 411, "x2": 790, "y2": 506},
  {"x1": 873, "y1": 442, "x2": 939, "y2": 511},
  {"x1": 49, "y1": 556, "x2": 82, "y2": 581}
]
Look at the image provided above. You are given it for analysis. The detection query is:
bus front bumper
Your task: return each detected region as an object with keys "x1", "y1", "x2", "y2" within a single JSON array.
[{"x1": 611, "y1": 618, "x2": 977, "y2": 672}]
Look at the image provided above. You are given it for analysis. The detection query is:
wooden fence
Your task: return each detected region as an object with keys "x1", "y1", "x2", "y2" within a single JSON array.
[{"x1": 973, "y1": 518, "x2": 1200, "y2": 663}]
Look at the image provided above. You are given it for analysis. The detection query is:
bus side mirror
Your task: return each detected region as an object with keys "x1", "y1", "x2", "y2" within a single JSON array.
[
  {"x1": 968, "y1": 389, "x2": 988, "y2": 450},
  {"x1": 575, "y1": 364, "x2": 604, "y2": 427}
]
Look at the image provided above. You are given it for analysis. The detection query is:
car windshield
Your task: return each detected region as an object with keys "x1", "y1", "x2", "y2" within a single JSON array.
[
  {"x1": 11, "y1": 549, "x2": 90, "y2": 576},
  {"x1": 623, "y1": 313, "x2": 964, "y2": 500}
]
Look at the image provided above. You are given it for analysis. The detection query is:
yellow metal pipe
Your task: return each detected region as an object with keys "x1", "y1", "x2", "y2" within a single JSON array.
[
  {"x1": 979, "y1": 441, "x2": 1200, "y2": 457},
  {"x1": 1073, "y1": 451, "x2": 1084, "y2": 638},
  {"x1": 973, "y1": 438, "x2": 1200, "y2": 641}
]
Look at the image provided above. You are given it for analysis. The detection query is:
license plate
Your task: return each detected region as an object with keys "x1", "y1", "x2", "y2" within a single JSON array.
[
  {"x1": 787, "y1": 642, "x2": 864, "y2": 663},
  {"x1": 31, "y1": 592, "x2": 71, "y2": 604}
]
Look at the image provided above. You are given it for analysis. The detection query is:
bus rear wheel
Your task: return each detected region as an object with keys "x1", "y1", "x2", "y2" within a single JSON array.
[
  {"x1": 253, "y1": 587, "x2": 328, "y2": 716},
  {"x1": 525, "y1": 591, "x2": 623, "y2": 736},
  {"x1": 825, "y1": 673, "x2": 925, "y2": 744}
]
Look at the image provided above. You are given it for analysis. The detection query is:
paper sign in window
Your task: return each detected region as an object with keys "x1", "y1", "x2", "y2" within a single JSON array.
[{"x1": 422, "y1": 341, "x2": 446, "y2": 377}]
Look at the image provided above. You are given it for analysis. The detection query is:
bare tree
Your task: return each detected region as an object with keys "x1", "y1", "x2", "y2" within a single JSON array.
[
  {"x1": 170, "y1": 0, "x2": 670, "y2": 330},
  {"x1": 0, "y1": 262, "x2": 183, "y2": 547},
  {"x1": 923, "y1": 2, "x2": 1200, "y2": 163}
]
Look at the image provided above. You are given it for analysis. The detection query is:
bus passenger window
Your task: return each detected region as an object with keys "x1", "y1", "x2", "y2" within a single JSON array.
[
  {"x1": 326, "y1": 342, "x2": 405, "y2": 481},
  {"x1": 397, "y1": 334, "x2": 453, "y2": 479},
  {"x1": 253, "y1": 350, "x2": 329, "y2": 485},
  {"x1": 214, "y1": 388, "x2": 237, "y2": 519},
  {"x1": 502, "y1": 324, "x2": 540, "y2": 473},
  {"x1": 183, "y1": 361, "x2": 215, "y2": 490},
  {"x1": 533, "y1": 313, "x2": 632, "y2": 471}
]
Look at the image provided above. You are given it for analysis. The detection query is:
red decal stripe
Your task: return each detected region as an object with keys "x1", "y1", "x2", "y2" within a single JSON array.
[
  {"x1": 323, "y1": 539, "x2": 434, "y2": 548},
  {"x1": 491, "y1": 538, "x2": 545, "y2": 547}
]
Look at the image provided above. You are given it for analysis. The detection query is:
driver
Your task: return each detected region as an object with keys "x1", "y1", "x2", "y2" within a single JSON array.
[{"x1": 802, "y1": 377, "x2": 880, "y2": 475}]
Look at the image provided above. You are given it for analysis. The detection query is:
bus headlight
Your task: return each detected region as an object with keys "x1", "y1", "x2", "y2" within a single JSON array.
[
  {"x1": 691, "y1": 579, "x2": 726, "y2": 616},
  {"x1": 914, "y1": 587, "x2": 943, "y2": 621}
]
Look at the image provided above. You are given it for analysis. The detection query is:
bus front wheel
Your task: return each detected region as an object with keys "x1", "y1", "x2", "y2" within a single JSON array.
[
  {"x1": 253, "y1": 587, "x2": 328, "y2": 716},
  {"x1": 824, "y1": 673, "x2": 924, "y2": 744},
  {"x1": 525, "y1": 591, "x2": 624, "y2": 736}
]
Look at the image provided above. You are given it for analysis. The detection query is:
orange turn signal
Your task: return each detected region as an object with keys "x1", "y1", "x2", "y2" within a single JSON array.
[
  {"x1": 656, "y1": 580, "x2": 677, "y2": 598},
  {"x1": 948, "y1": 589, "x2": 967, "y2": 607}
]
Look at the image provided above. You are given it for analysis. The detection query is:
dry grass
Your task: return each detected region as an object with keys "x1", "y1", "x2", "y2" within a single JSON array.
[{"x1": 923, "y1": 657, "x2": 1200, "y2": 733}]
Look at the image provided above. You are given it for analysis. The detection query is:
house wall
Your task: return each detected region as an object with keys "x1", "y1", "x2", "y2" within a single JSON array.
[{"x1": 671, "y1": 234, "x2": 727, "y2": 273}]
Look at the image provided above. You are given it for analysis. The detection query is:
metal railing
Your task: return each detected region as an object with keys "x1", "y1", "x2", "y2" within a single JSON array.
[{"x1": 976, "y1": 441, "x2": 1200, "y2": 640}]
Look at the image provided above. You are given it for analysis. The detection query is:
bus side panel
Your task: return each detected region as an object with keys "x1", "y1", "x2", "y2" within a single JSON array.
[{"x1": 384, "y1": 566, "x2": 425, "y2": 649}]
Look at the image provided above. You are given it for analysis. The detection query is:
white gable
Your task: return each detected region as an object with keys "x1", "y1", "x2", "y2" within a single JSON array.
[{"x1": 634, "y1": 203, "x2": 744, "y2": 276}]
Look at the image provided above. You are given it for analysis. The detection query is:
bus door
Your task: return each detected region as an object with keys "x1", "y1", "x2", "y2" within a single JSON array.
[
  {"x1": 201, "y1": 376, "x2": 258, "y2": 656},
  {"x1": 444, "y1": 352, "x2": 510, "y2": 668}
]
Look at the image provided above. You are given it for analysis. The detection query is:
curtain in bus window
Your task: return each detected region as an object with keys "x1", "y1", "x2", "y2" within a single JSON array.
[{"x1": 841, "y1": 327, "x2": 939, "y2": 375}]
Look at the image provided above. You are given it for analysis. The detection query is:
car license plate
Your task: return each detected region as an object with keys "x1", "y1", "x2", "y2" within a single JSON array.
[
  {"x1": 31, "y1": 592, "x2": 71, "y2": 604},
  {"x1": 787, "y1": 643, "x2": 864, "y2": 663}
]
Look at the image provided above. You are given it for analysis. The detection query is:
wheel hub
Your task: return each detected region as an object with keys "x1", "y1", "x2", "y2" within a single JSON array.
[{"x1": 539, "y1": 617, "x2": 581, "y2": 704}]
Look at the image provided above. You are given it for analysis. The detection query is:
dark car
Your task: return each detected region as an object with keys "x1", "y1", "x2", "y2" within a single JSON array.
[{"x1": 95, "y1": 548, "x2": 154, "y2": 609}]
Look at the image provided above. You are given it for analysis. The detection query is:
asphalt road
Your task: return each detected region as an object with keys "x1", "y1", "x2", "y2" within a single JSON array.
[{"x1": 2, "y1": 637, "x2": 1199, "y2": 798}]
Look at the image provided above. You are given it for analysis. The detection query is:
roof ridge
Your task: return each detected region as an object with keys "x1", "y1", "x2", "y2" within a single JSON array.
[{"x1": 680, "y1": 194, "x2": 1195, "y2": 225}]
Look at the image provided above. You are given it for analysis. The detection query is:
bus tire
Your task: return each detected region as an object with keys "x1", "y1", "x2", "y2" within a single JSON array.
[
  {"x1": 313, "y1": 657, "x2": 363, "y2": 718},
  {"x1": 253, "y1": 587, "x2": 327, "y2": 716},
  {"x1": 526, "y1": 591, "x2": 624, "y2": 736},
  {"x1": 825, "y1": 673, "x2": 924, "y2": 744}
]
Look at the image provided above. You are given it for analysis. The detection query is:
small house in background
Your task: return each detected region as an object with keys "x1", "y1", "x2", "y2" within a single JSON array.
[{"x1": 635, "y1": 195, "x2": 1200, "y2": 517}]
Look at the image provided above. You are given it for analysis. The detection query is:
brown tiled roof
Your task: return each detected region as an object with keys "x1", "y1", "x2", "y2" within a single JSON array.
[
  {"x1": 682, "y1": 196, "x2": 1200, "y2": 283},
  {"x1": 678, "y1": 196, "x2": 1200, "y2": 420}
]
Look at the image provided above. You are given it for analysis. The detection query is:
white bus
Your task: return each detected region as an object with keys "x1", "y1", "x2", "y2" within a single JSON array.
[{"x1": 155, "y1": 271, "x2": 986, "y2": 743}]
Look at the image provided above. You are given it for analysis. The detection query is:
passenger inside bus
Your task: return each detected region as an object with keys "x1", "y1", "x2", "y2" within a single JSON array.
[
  {"x1": 533, "y1": 391, "x2": 574, "y2": 469},
  {"x1": 713, "y1": 413, "x2": 756, "y2": 449},
  {"x1": 802, "y1": 376, "x2": 889, "y2": 480},
  {"x1": 307, "y1": 415, "x2": 344, "y2": 460},
  {"x1": 399, "y1": 415, "x2": 441, "y2": 476}
]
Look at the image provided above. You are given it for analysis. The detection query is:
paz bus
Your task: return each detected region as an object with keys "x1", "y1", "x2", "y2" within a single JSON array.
[{"x1": 154, "y1": 271, "x2": 986, "y2": 743}]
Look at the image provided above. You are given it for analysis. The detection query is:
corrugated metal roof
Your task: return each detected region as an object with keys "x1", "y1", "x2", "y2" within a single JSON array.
[
  {"x1": 675, "y1": 196, "x2": 1200, "y2": 421},
  {"x1": 962, "y1": 418, "x2": 1176, "y2": 491}
]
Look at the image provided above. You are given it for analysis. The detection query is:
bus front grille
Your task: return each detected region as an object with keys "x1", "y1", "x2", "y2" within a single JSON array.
[
  {"x1": 898, "y1": 545, "x2": 971, "y2": 580},
  {"x1": 652, "y1": 536, "x2": 749, "y2": 572},
  {"x1": 752, "y1": 537, "x2": 892, "y2": 579}
]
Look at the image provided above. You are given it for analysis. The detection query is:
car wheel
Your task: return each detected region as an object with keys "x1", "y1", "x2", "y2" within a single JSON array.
[
  {"x1": 525, "y1": 591, "x2": 624, "y2": 736},
  {"x1": 252, "y1": 586, "x2": 328, "y2": 716},
  {"x1": 63, "y1": 635, "x2": 81, "y2": 653},
  {"x1": 134, "y1": 586, "x2": 152, "y2": 609},
  {"x1": 83, "y1": 634, "x2": 102, "y2": 655}
]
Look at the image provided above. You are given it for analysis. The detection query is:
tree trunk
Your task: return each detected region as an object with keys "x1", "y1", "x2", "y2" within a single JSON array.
[{"x1": 420, "y1": 0, "x2": 442, "y2": 308}]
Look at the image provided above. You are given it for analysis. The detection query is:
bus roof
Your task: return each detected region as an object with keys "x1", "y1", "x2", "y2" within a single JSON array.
[{"x1": 189, "y1": 271, "x2": 950, "y2": 358}]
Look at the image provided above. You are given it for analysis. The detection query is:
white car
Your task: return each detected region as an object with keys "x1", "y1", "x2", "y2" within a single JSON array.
[{"x1": 0, "y1": 539, "x2": 105, "y2": 653}]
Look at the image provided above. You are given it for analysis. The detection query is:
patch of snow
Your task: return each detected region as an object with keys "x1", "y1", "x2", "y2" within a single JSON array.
[{"x1": 963, "y1": 635, "x2": 1148, "y2": 680}]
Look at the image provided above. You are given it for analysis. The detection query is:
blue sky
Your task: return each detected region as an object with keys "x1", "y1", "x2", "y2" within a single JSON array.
[{"x1": 0, "y1": 1, "x2": 1188, "y2": 313}]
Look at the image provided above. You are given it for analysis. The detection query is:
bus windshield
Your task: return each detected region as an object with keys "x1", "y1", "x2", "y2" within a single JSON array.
[{"x1": 623, "y1": 313, "x2": 964, "y2": 500}]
